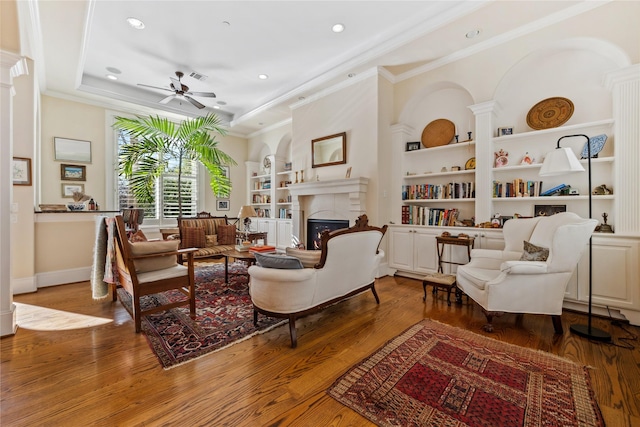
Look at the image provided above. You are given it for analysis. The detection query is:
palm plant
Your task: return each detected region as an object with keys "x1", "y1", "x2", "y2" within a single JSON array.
[{"x1": 114, "y1": 113, "x2": 236, "y2": 216}]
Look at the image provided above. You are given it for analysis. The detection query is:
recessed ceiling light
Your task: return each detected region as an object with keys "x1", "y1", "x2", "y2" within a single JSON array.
[
  {"x1": 465, "y1": 29, "x2": 481, "y2": 39},
  {"x1": 222, "y1": 21, "x2": 231, "y2": 26},
  {"x1": 216, "y1": 101, "x2": 227, "y2": 105},
  {"x1": 213, "y1": 105, "x2": 220, "y2": 109},
  {"x1": 258, "y1": 122, "x2": 264, "y2": 126},
  {"x1": 126, "y1": 17, "x2": 145, "y2": 30},
  {"x1": 258, "y1": 74, "x2": 269, "y2": 80},
  {"x1": 298, "y1": 96, "x2": 306, "y2": 101},
  {"x1": 106, "y1": 74, "x2": 118, "y2": 80},
  {"x1": 332, "y1": 23, "x2": 345, "y2": 33},
  {"x1": 106, "y1": 67, "x2": 121, "y2": 74},
  {"x1": 348, "y1": 73, "x2": 356, "y2": 78}
]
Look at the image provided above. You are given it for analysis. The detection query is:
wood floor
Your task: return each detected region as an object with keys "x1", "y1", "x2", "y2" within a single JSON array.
[{"x1": 2, "y1": 272, "x2": 640, "y2": 427}]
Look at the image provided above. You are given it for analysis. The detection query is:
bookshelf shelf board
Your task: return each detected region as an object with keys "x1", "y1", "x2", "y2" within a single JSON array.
[
  {"x1": 404, "y1": 198, "x2": 476, "y2": 204},
  {"x1": 492, "y1": 156, "x2": 613, "y2": 172},
  {"x1": 276, "y1": 187, "x2": 290, "y2": 191},
  {"x1": 276, "y1": 202, "x2": 292, "y2": 206},
  {"x1": 276, "y1": 171, "x2": 293, "y2": 175},
  {"x1": 404, "y1": 140, "x2": 475, "y2": 155},
  {"x1": 404, "y1": 170, "x2": 475, "y2": 179},
  {"x1": 492, "y1": 195, "x2": 614, "y2": 202},
  {"x1": 251, "y1": 203, "x2": 271, "y2": 206},
  {"x1": 491, "y1": 119, "x2": 614, "y2": 144},
  {"x1": 251, "y1": 189, "x2": 271, "y2": 193},
  {"x1": 251, "y1": 173, "x2": 271, "y2": 179}
]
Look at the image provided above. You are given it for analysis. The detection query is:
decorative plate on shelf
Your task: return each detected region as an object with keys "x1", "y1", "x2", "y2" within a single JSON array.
[
  {"x1": 263, "y1": 156, "x2": 271, "y2": 170},
  {"x1": 526, "y1": 97, "x2": 574, "y2": 130},
  {"x1": 464, "y1": 157, "x2": 476, "y2": 170},
  {"x1": 580, "y1": 134, "x2": 608, "y2": 159},
  {"x1": 421, "y1": 119, "x2": 455, "y2": 148}
]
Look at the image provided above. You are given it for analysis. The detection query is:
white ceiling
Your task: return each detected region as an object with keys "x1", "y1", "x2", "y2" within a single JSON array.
[{"x1": 19, "y1": 0, "x2": 594, "y2": 136}]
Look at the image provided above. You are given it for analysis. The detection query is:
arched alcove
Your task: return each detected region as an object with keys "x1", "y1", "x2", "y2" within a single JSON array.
[
  {"x1": 399, "y1": 81, "x2": 475, "y2": 141},
  {"x1": 275, "y1": 132, "x2": 292, "y2": 162},
  {"x1": 493, "y1": 37, "x2": 630, "y2": 132}
]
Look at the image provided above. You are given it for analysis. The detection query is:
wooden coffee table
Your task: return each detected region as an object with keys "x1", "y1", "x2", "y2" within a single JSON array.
[{"x1": 222, "y1": 250, "x2": 257, "y2": 283}]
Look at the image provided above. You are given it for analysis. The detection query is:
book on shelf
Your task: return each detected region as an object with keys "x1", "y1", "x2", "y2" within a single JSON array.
[
  {"x1": 402, "y1": 182, "x2": 475, "y2": 200},
  {"x1": 401, "y1": 205, "x2": 459, "y2": 226},
  {"x1": 540, "y1": 183, "x2": 568, "y2": 196},
  {"x1": 493, "y1": 179, "x2": 544, "y2": 198}
]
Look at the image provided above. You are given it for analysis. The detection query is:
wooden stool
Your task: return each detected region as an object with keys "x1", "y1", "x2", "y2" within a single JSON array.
[{"x1": 422, "y1": 272, "x2": 458, "y2": 306}]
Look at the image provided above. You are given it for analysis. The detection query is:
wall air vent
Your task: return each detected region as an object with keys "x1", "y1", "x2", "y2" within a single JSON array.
[{"x1": 189, "y1": 71, "x2": 208, "y2": 81}]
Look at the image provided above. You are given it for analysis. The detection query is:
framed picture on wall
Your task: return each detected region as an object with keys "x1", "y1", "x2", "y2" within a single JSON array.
[
  {"x1": 62, "y1": 183, "x2": 85, "y2": 198},
  {"x1": 497, "y1": 127, "x2": 514, "y2": 137},
  {"x1": 12, "y1": 157, "x2": 32, "y2": 186},
  {"x1": 54, "y1": 137, "x2": 92, "y2": 163},
  {"x1": 217, "y1": 199, "x2": 230, "y2": 211},
  {"x1": 60, "y1": 164, "x2": 86, "y2": 181}
]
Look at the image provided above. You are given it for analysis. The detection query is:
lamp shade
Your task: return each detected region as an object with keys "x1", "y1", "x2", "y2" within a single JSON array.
[
  {"x1": 539, "y1": 147, "x2": 585, "y2": 177},
  {"x1": 237, "y1": 205, "x2": 257, "y2": 219}
]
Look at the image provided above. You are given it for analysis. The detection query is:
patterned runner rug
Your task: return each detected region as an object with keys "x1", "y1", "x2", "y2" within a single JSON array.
[
  {"x1": 328, "y1": 319, "x2": 604, "y2": 427},
  {"x1": 117, "y1": 262, "x2": 284, "y2": 369}
]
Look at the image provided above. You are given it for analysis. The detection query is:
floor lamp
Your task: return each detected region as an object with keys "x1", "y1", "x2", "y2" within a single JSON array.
[{"x1": 539, "y1": 134, "x2": 611, "y2": 341}]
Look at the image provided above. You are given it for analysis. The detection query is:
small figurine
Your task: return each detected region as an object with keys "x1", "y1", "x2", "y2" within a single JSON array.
[
  {"x1": 520, "y1": 152, "x2": 534, "y2": 165},
  {"x1": 455, "y1": 135, "x2": 459, "y2": 143},
  {"x1": 597, "y1": 212, "x2": 614, "y2": 233},
  {"x1": 494, "y1": 149, "x2": 509, "y2": 167},
  {"x1": 592, "y1": 184, "x2": 612, "y2": 195}
]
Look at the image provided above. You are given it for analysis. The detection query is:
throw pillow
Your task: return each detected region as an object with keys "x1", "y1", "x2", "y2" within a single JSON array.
[
  {"x1": 520, "y1": 240, "x2": 549, "y2": 262},
  {"x1": 130, "y1": 230, "x2": 147, "y2": 242},
  {"x1": 129, "y1": 240, "x2": 179, "y2": 273},
  {"x1": 254, "y1": 252, "x2": 303, "y2": 269},
  {"x1": 218, "y1": 224, "x2": 236, "y2": 245},
  {"x1": 205, "y1": 234, "x2": 218, "y2": 246},
  {"x1": 285, "y1": 247, "x2": 321, "y2": 268},
  {"x1": 181, "y1": 226, "x2": 206, "y2": 249}
]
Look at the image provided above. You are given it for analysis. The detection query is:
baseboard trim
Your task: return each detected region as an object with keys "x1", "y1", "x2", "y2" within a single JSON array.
[{"x1": 34, "y1": 267, "x2": 91, "y2": 290}]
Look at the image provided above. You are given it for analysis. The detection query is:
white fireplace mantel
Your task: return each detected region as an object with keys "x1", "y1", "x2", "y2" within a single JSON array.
[{"x1": 288, "y1": 177, "x2": 369, "y2": 243}]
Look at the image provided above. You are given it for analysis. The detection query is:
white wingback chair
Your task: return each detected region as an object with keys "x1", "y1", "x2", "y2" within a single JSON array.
[{"x1": 456, "y1": 212, "x2": 597, "y2": 333}]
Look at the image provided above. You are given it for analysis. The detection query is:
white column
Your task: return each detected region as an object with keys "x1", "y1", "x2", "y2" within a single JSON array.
[
  {"x1": 1, "y1": 51, "x2": 28, "y2": 336},
  {"x1": 469, "y1": 101, "x2": 499, "y2": 224},
  {"x1": 390, "y1": 123, "x2": 414, "y2": 225},
  {"x1": 605, "y1": 64, "x2": 640, "y2": 235}
]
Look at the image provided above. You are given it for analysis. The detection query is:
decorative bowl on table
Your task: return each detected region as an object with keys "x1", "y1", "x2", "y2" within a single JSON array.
[{"x1": 67, "y1": 202, "x2": 86, "y2": 211}]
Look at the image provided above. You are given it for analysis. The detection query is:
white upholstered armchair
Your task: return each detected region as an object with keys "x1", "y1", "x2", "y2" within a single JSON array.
[
  {"x1": 248, "y1": 215, "x2": 387, "y2": 348},
  {"x1": 456, "y1": 212, "x2": 597, "y2": 333}
]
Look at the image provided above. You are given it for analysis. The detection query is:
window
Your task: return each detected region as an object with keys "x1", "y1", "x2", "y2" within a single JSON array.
[{"x1": 116, "y1": 130, "x2": 200, "y2": 224}]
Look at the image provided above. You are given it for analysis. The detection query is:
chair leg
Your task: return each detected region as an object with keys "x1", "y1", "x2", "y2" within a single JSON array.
[
  {"x1": 446, "y1": 288, "x2": 452, "y2": 306},
  {"x1": 133, "y1": 296, "x2": 142, "y2": 333},
  {"x1": 551, "y1": 315, "x2": 563, "y2": 334},
  {"x1": 370, "y1": 283, "x2": 380, "y2": 304},
  {"x1": 288, "y1": 314, "x2": 297, "y2": 348}
]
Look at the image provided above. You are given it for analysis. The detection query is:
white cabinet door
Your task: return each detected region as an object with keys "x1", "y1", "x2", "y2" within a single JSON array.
[
  {"x1": 413, "y1": 229, "x2": 439, "y2": 273},
  {"x1": 276, "y1": 220, "x2": 292, "y2": 250},
  {"x1": 388, "y1": 228, "x2": 415, "y2": 271}
]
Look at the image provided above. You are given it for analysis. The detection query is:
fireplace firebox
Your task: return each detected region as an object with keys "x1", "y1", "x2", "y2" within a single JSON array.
[{"x1": 307, "y1": 219, "x2": 349, "y2": 250}]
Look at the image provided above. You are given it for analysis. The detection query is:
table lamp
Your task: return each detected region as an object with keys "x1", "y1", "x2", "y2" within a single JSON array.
[
  {"x1": 539, "y1": 134, "x2": 611, "y2": 342},
  {"x1": 237, "y1": 205, "x2": 257, "y2": 232}
]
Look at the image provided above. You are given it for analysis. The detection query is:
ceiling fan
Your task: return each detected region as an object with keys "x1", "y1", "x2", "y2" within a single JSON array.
[{"x1": 138, "y1": 71, "x2": 216, "y2": 109}]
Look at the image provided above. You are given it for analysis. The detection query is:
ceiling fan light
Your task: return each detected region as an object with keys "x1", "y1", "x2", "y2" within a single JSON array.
[{"x1": 126, "y1": 17, "x2": 145, "y2": 30}]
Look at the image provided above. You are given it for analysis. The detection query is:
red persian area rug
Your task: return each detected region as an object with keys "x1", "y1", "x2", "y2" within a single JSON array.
[
  {"x1": 328, "y1": 319, "x2": 604, "y2": 427},
  {"x1": 117, "y1": 262, "x2": 285, "y2": 369}
]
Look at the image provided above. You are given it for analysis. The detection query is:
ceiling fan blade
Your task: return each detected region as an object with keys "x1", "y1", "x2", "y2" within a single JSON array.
[
  {"x1": 188, "y1": 91, "x2": 216, "y2": 98},
  {"x1": 159, "y1": 95, "x2": 175, "y2": 104},
  {"x1": 137, "y1": 83, "x2": 174, "y2": 93},
  {"x1": 170, "y1": 77, "x2": 186, "y2": 92},
  {"x1": 185, "y1": 95, "x2": 205, "y2": 109}
]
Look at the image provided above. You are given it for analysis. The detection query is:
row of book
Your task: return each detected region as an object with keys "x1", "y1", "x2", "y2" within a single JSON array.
[
  {"x1": 401, "y1": 206, "x2": 460, "y2": 226},
  {"x1": 278, "y1": 208, "x2": 292, "y2": 219},
  {"x1": 492, "y1": 179, "x2": 559, "y2": 198},
  {"x1": 402, "y1": 182, "x2": 475, "y2": 200},
  {"x1": 254, "y1": 208, "x2": 270, "y2": 217},
  {"x1": 252, "y1": 194, "x2": 271, "y2": 204}
]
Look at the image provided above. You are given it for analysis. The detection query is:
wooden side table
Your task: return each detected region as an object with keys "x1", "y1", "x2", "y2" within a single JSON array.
[
  {"x1": 236, "y1": 231, "x2": 268, "y2": 245},
  {"x1": 423, "y1": 235, "x2": 475, "y2": 305},
  {"x1": 435, "y1": 236, "x2": 475, "y2": 273}
]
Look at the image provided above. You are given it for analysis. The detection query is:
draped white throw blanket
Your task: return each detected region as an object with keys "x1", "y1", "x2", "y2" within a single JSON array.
[{"x1": 91, "y1": 216, "x2": 116, "y2": 299}]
